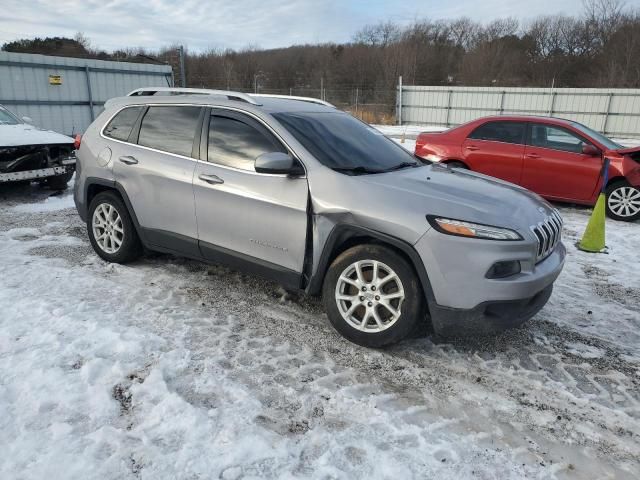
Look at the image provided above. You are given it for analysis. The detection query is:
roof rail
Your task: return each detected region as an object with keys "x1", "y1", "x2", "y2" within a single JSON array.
[
  {"x1": 126, "y1": 87, "x2": 261, "y2": 105},
  {"x1": 250, "y1": 94, "x2": 335, "y2": 108}
]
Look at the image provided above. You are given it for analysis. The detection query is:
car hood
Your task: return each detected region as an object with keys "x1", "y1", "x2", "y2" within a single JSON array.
[
  {"x1": 0, "y1": 124, "x2": 74, "y2": 147},
  {"x1": 616, "y1": 146, "x2": 640, "y2": 155},
  {"x1": 358, "y1": 163, "x2": 554, "y2": 231}
]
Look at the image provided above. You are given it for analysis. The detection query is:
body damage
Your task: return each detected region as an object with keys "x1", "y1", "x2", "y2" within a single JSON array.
[{"x1": 0, "y1": 105, "x2": 76, "y2": 183}]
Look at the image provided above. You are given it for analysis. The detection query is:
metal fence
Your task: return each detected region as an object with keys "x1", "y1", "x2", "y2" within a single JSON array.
[
  {"x1": 0, "y1": 52, "x2": 173, "y2": 135},
  {"x1": 397, "y1": 83, "x2": 640, "y2": 138}
]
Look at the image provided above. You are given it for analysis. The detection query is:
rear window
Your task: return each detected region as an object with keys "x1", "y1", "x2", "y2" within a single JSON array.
[
  {"x1": 103, "y1": 106, "x2": 143, "y2": 141},
  {"x1": 468, "y1": 121, "x2": 526, "y2": 145},
  {"x1": 138, "y1": 106, "x2": 201, "y2": 157}
]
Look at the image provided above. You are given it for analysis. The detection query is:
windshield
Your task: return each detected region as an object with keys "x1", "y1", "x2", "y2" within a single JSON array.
[
  {"x1": 0, "y1": 106, "x2": 21, "y2": 125},
  {"x1": 569, "y1": 121, "x2": 622, "y2": 150},
  {"x1": 273, "y1": 111, "x2": 422, "y2": 173}
]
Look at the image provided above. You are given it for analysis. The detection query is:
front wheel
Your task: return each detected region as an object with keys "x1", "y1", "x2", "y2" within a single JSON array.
[
  {"x1": 606, "y1": 181, "x2": 640, "y2": 222},
  {"x1": 322, "y1": 245, "x2": 424, "y2": 347}
]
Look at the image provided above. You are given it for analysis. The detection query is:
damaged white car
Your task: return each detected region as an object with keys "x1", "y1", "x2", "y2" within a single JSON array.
[{"x1": 0, "y1": 104, "x2": 76, "y2": 189}]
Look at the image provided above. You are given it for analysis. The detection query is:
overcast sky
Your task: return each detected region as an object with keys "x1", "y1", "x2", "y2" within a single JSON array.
[{"x1": 0, "y1": 0, "x2": 588, "y2": 52}]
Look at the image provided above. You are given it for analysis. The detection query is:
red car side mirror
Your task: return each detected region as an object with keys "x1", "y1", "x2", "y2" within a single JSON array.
[{"x1": 582, "y1": 144, "x2": 600, "y2": 156}]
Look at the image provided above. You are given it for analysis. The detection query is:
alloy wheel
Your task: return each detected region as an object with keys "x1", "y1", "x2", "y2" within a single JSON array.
[
  {"x1": 335, "y1": 260, "x2": 405, "y2": 333},
  {"x1": 608, "y1": 186, "x2": 640, "y2": 218},
  {"x1": 92, "y1": 203, "x2": 124, "y2": 254}
]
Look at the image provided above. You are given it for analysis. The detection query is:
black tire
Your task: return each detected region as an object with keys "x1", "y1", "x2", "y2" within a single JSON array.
[
  {"x1": 605, "y1": 180, "x2": 640, "y2": 222},
  {"x1": 322, "y1": 244, "x2": 424, "y2": 348},
  {"x1": 87, "y1": 191, "x2": 142, "y2": 263},
  {"x1": 446, "y1": 161, "x2": 468, "y2": 170},
  {"x1": 44, "y1": 170, "x2": 74, "y2": 190}
]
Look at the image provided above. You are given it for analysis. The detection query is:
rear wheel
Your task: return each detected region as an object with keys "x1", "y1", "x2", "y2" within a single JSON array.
[
  {"x1": 322, "y1": 245, "x2": 424, "y2": 347},
  {"x1": 446, "y1": 161, "x2": 468, "y2": 170},
  {"x1": 606, "y1": 181, "x2": 640, "y2": 222},
  {"x1": 87, "y1": 191, "x2": 142, "y2": 263}
]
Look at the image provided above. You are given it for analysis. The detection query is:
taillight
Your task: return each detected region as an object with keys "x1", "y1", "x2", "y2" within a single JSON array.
[{"x1": 73, "y1": 134, "x2": 82, "y2": 150}]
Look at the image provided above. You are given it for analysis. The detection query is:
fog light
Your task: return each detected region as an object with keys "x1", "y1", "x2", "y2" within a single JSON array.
[{"x1": 486, "y1": 260, "x2": 521, "y2": 279}]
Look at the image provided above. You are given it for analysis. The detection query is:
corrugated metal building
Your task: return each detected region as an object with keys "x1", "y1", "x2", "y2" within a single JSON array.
[
  {"x1": 398, "y1": 85, "x2": 640, "y2": 139},
  {"x1": 0, "y1": 52, "x2": 173, "y2": 135}
]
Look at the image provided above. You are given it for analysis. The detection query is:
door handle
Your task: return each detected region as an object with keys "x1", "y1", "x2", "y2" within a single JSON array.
[
  {"x1": 118, "y1": 155, "x2": 138, "y2": 165},
  {"x1": 198, "y1": 173, "x2": 224, "y2": 185},
  {"x1": 466, "y1": 145, "x2": 479, "y2": 151},
  {"x1": 526, "y1": 153, "x2": 540, "y2": 159}
]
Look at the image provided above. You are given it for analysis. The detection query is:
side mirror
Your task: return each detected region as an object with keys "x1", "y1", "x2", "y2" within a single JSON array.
[
  {"x1": 255, "y1": 152, "x2": 304, "y2": 176},
  {"x1": 21, "y1": 116, "x2": 33, "y2": 124},
  {"x1": 582, "y1": 144, "x2": 600, "y2": 156}
]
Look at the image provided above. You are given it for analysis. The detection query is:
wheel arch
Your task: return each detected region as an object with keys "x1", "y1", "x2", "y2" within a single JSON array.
[
  {"x1": 306, "y1": 223, "x2": 437, "y2": 308},
  {"x1": 84, "y1": 177, "x2": 148, "y2": 246},
  {"x1": 606, "y1": 175, "x2": 627, "y2": 188},
  {"x1": 441, "y1": 159, "x2": 469, "y2": 168}
]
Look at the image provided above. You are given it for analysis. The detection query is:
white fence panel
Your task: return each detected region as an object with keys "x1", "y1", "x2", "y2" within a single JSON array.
[{"x1": 398, "y1": 85, "x2": 640, "y2": 138}]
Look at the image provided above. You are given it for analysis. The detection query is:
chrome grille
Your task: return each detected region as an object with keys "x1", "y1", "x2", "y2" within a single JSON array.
[{"x1": 531, "y1": 209, "x2": 563, "y2": 262}]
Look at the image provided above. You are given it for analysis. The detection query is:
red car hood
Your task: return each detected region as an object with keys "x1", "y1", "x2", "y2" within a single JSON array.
[{"x1": 616, "y1": 146, "x2": 640, "y2": 155}]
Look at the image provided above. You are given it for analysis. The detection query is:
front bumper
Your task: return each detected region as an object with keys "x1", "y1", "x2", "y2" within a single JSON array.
[
  {"x1": 414, "y1": 228, "x2": 566, "y2": 335},
  {"x1": 429, "y1": 284, "x2": 554, "y2": 337},
  {"x1": 0, "y1": 164, "x2": 74, "y2": 183}
]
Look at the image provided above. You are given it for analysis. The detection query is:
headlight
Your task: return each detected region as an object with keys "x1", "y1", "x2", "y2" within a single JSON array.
[
  {"x1": 424, "y1": 154, "x2": 442, "y2": 162},
  {"x1": 427, "y1": 216, "x2": 522, "y2": 241}
]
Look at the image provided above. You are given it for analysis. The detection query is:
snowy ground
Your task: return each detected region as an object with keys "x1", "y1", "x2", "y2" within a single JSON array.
[{"x1": 1, "y1": 141, "x2": 639, "y2": 479}]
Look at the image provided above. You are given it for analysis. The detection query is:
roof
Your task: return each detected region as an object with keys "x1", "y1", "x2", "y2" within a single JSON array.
[
  {"x1": 108, "y1": 87, "x2": 336, "y2": 115},
  {"x1": 105, "y1": 94, "x2": 336, "y2": 115},
  {"x1": 469, "y1": 115, "x2": 578, "y2": 126}
]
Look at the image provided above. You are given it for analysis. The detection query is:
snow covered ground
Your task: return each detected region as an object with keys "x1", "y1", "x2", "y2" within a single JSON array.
[{"x1": 1, "y1": 147, "x2": 639, "y2": 479}]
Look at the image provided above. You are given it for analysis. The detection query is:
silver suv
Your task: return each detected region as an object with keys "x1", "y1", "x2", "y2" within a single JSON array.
[{"x1": 74, "y1": 88, "x2": 566, "y2": 347}]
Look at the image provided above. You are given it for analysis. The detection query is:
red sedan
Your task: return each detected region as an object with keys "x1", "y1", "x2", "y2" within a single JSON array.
[{"x1": 415, "y1": 116, "x2": 640, "y2": 221}]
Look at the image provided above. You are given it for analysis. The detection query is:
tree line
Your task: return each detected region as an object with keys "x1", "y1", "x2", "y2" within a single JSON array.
[{"x1": 3, "y1": 0, "x2": 639, "y2": 94}]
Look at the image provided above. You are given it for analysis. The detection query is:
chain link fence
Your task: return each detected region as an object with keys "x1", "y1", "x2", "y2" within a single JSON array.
[{"x1": 225, "y1": 86, "x2": 396, "y2": 125}]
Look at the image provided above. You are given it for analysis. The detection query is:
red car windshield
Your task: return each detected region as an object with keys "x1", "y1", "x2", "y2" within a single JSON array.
[{"x1": 569, "y1": 121, "x2": 622, "y2": 150}]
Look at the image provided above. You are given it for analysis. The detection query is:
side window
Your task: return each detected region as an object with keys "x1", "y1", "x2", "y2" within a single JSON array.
[
  {"x1": 207, "y1": 115, "x2": 286, "y2": 171},
  {"x1": 530, "y1": 124, "x2": 586, "y2": 154},
  {"x1": 138, "y1": 106, "x2": 201, "y2": 157},
  {"x1": 103, "y1": 106, "x2": 143, "y2": 142},
  {"x1": 468, "y1": 121, "x2": 526, "y2": 145}
]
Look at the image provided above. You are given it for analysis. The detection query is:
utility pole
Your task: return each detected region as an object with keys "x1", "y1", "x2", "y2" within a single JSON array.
[
  {"x1": 178, "y1": 46, "x2": 186, "y2": 87},
  {"x1": 320, "y1": 77, "x2": 324, "y2": 101}
]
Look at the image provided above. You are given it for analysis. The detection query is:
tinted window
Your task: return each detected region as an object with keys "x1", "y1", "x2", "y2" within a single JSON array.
[
  {"x1": 468, "y1": 121, "x2": 526, "y2": 144},
  {"x1": 530, "y1": 124, "x2": 587, "y2": 154},
  {"x1": 138, "y1": 106, "x2": 201, "y2": 157},
  {"x1": 208, "y1": 115, "x2": 285, "y2": 171},
  {"x1": 103, "y1": 106, "x2": 143, "y2": 141},
  {"x1": 273, "y1": 112, "x2": 420, "y2": 172}
]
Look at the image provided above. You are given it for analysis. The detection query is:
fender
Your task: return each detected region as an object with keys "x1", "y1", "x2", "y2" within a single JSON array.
[
  {"x1": 305, "y1": 221, "x2": 437, "y2": 307},
  {"x1": 82, "y1": 176, "x2": 149, "y2": 246}
]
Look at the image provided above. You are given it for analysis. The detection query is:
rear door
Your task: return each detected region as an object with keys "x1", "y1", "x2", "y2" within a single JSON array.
[
  {"x1": 462, "y1": 121, "x2": 526, "y2": 184},
  {"x1": 193, "y1": 109, "x2": 309, "y2": 286},
  {"x1": 111, "y1": 105, "x2": 202, "y2": 255},
  {"x1": 521, "y1": 123, "x2": 602, "y2": 201}
]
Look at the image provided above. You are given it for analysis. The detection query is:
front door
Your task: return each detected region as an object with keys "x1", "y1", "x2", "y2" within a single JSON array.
[
  {"x1": 521, "y1": 123, "x2": 602, "y2": 201},
  {"x1": 193, "y1": 109, "x2": 309, "y2": 287},
  {"x1": 462, "y1": 120, "x2": 527, "y2": 184}
]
